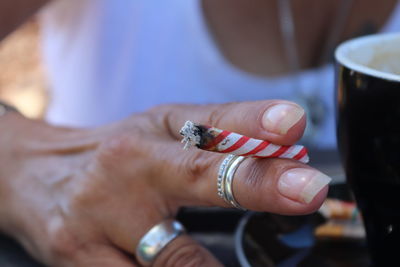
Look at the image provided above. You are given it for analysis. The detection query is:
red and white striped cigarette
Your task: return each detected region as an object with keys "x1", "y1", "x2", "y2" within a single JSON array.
[{"x1": 180, "y1": 121, "x2": 309, "y2": 163}]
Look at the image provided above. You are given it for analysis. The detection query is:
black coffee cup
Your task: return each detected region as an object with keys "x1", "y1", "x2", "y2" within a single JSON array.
[{"x1": 335, "y1": 33, "x2": 400, "y2": 266}]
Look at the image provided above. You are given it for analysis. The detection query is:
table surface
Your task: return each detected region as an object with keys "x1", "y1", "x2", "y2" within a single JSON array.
[{"x1": 1, "y1": 149, "x2": 365, "y2": 267}]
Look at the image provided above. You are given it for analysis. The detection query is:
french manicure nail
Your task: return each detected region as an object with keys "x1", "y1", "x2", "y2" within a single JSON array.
[
  {"x1": 262, "y1": 104, "x2": 304, "y2": 135},
  {"x1": 278, "y1": 168, "x2": 331, "y2": 204}
]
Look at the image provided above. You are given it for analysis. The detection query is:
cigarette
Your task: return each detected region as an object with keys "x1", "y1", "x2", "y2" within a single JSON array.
[
  {"x1": 319, "y1": 199, "x2": 359, "y2": 221},
  {"x1": 314, "y1": 221, "x2": 366, "y2": 240},
  {"x1": 179, "y1": 121, "x2": 309, "y2": 163}
]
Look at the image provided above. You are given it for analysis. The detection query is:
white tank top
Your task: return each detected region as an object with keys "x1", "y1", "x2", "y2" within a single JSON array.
[{"x1": 39, "y1": 0, "x2": 400, "y2": 149}]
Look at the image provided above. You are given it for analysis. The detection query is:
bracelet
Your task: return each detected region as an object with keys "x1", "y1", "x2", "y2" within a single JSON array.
[{"x1": 0, "y1": 101, "x2": 19, "y2": 116}]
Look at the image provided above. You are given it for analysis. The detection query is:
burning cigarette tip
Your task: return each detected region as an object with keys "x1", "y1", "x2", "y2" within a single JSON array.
[{"x1": 180, "y1": 121, "x2": 202, "y2": 149}]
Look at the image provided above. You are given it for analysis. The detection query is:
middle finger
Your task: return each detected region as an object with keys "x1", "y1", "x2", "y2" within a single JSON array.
[{"x1": 158, "y1": 142, "x2": 331, "y2": 215}]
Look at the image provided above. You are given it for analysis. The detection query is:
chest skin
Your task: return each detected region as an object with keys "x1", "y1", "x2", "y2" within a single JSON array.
[{"x1": 202, "y1": 0, "x2": 397, "y2": 77}]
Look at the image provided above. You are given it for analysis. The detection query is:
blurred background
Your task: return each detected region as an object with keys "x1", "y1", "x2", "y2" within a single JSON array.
[{"x1": 0, "y1": 18, "x2": 47, "y2": 119}]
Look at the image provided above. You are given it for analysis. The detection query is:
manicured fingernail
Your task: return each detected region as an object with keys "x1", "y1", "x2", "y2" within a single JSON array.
[
  {"x1": 278, "y1": 168, "x2": 331, "y2": 204},
  {"x1": 262, "y1": 104, "x2": 304, "y2": 135}
]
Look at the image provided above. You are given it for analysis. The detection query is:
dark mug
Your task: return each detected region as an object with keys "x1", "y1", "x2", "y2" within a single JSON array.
[{"x1": 335, "y1": 33, "x2": 400, "y2": 266}]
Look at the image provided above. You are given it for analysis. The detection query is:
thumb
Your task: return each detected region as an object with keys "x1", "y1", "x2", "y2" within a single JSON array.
[{"x1": 153, "y1": 234, "x2": 223, "y2": 267}]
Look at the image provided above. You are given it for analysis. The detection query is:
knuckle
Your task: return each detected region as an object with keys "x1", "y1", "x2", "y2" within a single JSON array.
[
  {"x1": 239, "y1": 158, "x2": 306, "y2": 210},
  {"x1": 182, "y1": 151, "x2": 215, "y2": 184},
  {"x1": 234, "y1": 159, "x2": 275, "y2": 210},
  {"x1": 241, "y1": 159, "x2": 270, "y2": 193},
  {"x1": 147, "y1": 103, "x2": 172, "y2": 115},
  {"x1": 100, "y1": 134, "x2": 138, "y2": 158},
  {"x1": 205, "y1": 103, "x2": 232, "y2": 126},
  {"x1": 163, "y1": 243, "x2": 207, "y2": 267},
  {"x1": 128, "y1": 112, "x2": 159, "y2": 133},
  {"x1": 66, "y1": 170, "x2": 108, "y2": 213},
  {"x1": 96, "y1": 133, "x2": 147, "y2": 169},
  {"x1": 147, "y1": 104, "x2": 179, "y2": 137},
  {"x1": 69, "y1": 177, "x2": 106, "y2": 211},
  {"x1": 46, "y1": 218, "x2": 78, "y2": 260},
  {"x1": 241, "y1": 158, "x2": 300, "y2": 191}
]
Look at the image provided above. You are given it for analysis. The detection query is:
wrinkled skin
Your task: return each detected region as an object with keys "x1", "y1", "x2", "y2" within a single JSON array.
[{"x1": 0, "y1": 101, "x2": 328, "y2": 266}]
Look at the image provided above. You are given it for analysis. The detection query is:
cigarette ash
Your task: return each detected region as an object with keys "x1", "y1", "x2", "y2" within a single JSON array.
[
  {"x1": 180, "y1": 121, "x2": 201, "y2": 149},
  {"x1": 180, "y1": 121, "x2": 218, "y2": 150}
]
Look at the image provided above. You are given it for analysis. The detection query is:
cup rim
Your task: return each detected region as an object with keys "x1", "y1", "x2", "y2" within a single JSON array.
[{"x1": 335, "y1": 33, "x2": 400, "y2": 82}]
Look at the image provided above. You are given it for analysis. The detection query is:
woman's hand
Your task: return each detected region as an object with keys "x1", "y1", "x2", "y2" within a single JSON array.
[{"x1": 0, "y1": 100, "x2": 330, "y2": 266}]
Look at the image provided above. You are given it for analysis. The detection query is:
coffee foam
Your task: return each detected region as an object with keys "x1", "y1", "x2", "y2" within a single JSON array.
[{"x1": 336, "y1": 33, "x2": 400, "y2": 82}]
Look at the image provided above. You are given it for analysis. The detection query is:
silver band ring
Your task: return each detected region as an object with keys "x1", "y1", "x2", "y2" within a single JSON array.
[
  {"x1": 217, "y1": 154, "x2": 247, "y2": 210},
  {"x1": 136, "y1": 219, "x2": 185, "y2": 266}
]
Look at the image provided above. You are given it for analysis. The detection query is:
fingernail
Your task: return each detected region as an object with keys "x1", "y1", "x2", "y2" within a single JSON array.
[
  {"x1": 262, "y1": 104, "x2": 304, "y2": 135},
  {"x1": 278, "y1": 168, "x2": 331, "y2": 204}
]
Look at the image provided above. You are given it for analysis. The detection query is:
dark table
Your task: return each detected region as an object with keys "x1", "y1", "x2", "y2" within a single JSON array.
[{"x1": 0, "y1": 235, "x2": 44, "y2": 267}]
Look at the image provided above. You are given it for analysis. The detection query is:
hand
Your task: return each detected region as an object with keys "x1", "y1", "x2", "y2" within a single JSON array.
[{"x1": 0, "y1": 100, "x2": 330, "y2": 266}]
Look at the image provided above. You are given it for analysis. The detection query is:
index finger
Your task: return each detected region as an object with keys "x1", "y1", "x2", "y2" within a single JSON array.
[{"x1": 151, "y1": 100, "x2": 306, "y2": 146}]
